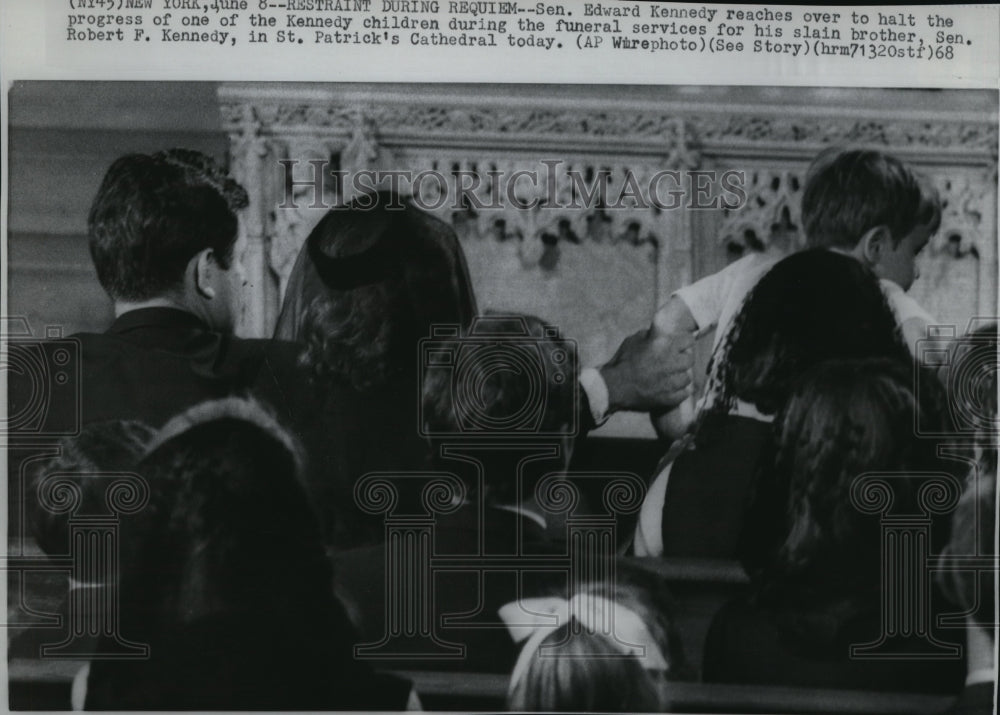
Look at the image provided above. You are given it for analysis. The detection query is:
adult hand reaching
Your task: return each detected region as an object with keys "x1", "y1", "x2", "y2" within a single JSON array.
[{"x1": 599, "y1": 329, "x2": 694, "y2": 414}]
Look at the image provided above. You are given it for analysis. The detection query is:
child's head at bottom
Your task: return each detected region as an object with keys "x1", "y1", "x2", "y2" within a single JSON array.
[{"x1": 503, "y1": 571, "x2": 688, "y2": 712}]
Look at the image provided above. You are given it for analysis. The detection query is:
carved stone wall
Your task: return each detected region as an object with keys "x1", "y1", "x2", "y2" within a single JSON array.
[{"x1": 220, "y1": 85, "x2": 997, "y2": 435}]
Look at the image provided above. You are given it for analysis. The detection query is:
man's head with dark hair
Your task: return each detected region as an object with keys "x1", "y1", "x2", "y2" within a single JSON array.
[
  {"x1": 87, "y1": 149, "x2": 249, "y2": 330},
  {"x1": 801, "y1": 148, "x2": 941, "y2": 291}
]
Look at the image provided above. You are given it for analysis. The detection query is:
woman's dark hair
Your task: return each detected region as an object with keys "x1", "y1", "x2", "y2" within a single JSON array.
[
  {"x1": 761, "y1": 359, "x2": 946, "y2": 595},
  {"x1": 706, "y1": 249, "x2": 911, "y2": 418},
  {"x1": 84, "y1": 399, "x2": 355, "y2": 710},
  {"x1": 275, "y1": 191, "x2": 477, "y2": 392},
  {"x1": 88, "y1": 149, "x2": 248, "y2": 301},
  {"x1": 937, "y1": 472, "x2": 996, "y2": 639}
]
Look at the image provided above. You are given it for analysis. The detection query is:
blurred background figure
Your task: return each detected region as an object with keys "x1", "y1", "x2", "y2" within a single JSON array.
[{"x1": 936, "y1": 322, "x2": 998, "y2": 715}]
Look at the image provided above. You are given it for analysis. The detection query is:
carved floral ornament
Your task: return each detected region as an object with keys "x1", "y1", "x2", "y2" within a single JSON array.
[{"x1": 220, "y1": 100, "x2": 997, "y2": 153}]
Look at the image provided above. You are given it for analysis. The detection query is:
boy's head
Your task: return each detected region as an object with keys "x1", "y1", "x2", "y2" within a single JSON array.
[
  {"x1": 801, "y1": 149, "x2": 941, "y2": 290},
  {"x1": 88, "y1": 149, "x2": 249, "y2": 331},
  {"x1": 134, "y1": 398, "x2": 326, "y2": 619}
]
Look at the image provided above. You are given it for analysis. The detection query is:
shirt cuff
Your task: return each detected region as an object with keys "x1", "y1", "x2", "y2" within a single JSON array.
[
  {"x1": 671, "y1": 287, "x2": 715, "y2": 336},
  {"x1": 579, "y1": 367, "x2": 610, "y2": 426}
]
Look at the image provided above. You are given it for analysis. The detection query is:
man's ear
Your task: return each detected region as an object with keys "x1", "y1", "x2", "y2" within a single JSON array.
[
  {"x1": 859, "y1": 225, "x2": 892, "y2": 267},
  {"x1": 193, "y1": 249, "x2": 216, "y2": 299}
]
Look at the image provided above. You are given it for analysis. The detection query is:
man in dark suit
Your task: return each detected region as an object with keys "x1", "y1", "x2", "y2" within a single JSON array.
[
  {"x1": 5, "y1": 150, "x2": 326, "y2": 692},
  {"x1": 8, "y1": 149, "x2": 310, "y2": 436}
]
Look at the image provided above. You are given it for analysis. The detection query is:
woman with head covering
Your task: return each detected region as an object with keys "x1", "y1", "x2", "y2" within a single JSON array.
[{"x1": 274, "y1": 191, "x2": 478, "y2": 547}]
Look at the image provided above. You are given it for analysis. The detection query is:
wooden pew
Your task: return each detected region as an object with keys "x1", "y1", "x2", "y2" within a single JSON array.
[
  {"x1": 393, "y1": 670, "x2": 955, "y2": 714},
  {"x1": 624, "y1": 556, "x2": 749, "y2": 676},
  {"x1": 7, "y1": 658, "x2": 82, "y2": 711},
  {"x1": 8, "y1": 659, "x2": 956, "y2": 713}
]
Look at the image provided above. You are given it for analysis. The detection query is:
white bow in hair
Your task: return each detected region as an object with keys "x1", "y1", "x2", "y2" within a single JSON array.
[{"x1": 498, "y1": 594, "x2": 669, "y2": 694}]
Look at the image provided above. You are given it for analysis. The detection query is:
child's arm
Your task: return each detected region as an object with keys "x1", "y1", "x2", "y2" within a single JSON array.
[
  {"x1": 652, "y1": 292, "x2": 699, "y2": 338},
  {"x1": 650, "y1": 296, "x2": 699, "y2": 441},
  {"x1": 879, "y1": 280, "x2": 948, "y2": 365},
  {"x1": 649, "y1": 254, "x2": 770, "y2": 441}
]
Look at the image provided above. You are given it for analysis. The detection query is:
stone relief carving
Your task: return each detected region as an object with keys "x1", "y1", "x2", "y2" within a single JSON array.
[
  {"x1": 694, "y1": 115, "x2": 997, "y2": 154},
  {"x1": 719, "y1": 168, "x2": 805, "y2": 252},
  {"x1": 931, "y1": 171, "x2": 993, "y2": 258},
  {"x1": 219, "y1": 89, "x2": 998, "y2": 343}
]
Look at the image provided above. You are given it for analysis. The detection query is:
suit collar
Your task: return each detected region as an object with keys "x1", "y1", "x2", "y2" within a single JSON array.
[{"x1": 108, "y1": 307, "x2": 210, "y2": 335}]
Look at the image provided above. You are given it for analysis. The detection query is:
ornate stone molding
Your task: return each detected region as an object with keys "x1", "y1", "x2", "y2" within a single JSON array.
[{"x1": 693, "y1": 115, "x2": 997, "y2": 158}]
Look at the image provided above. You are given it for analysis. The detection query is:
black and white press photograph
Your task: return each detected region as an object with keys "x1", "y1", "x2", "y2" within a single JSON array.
[{"x1": 4, "y1": 79, "x2": 999, "y2": 712}]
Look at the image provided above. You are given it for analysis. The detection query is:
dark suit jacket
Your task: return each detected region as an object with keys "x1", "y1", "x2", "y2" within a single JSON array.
[
  {"x1": 7, "y1": 307, "x2": 313, "y2": 434},
  {"x1": 7, "y1": 308, "x2": 320, "y2": 540}
]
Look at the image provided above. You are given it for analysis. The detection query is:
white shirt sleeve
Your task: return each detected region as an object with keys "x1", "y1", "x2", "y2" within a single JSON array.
[
  {"x1": 673, "y1": 261, "x2": 735, "y2": 333},
  {"x1": 578, "y1": 367, "x2": 610, "y2": 426},
  {"x1": 633, "y1": 460, "x2": 674, "y2": 557},
  {"x1": 879, "y1": 279, "x2": 940, "y2": 358},
  {"x1": 674, "y1": 252, "x2": 780, "y2": 337},
  {"x1": 71, "y1": 663, "x2": 90, "y2": 711}
]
